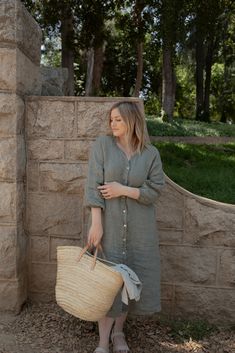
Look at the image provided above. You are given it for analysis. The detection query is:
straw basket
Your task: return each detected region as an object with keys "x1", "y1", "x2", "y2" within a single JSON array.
[{"x1": 55, "y1": 246, "x2": 123, "y2": 321}]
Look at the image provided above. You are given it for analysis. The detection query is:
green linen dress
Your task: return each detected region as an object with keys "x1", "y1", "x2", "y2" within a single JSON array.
[{"x1": 85, "y1": 135, "x2": 165, "y2": 317}]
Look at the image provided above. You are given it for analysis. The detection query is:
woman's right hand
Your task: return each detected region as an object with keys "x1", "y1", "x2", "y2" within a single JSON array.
[{"x1": 87, "y1": 222, "x2": 103, "y2": 247}]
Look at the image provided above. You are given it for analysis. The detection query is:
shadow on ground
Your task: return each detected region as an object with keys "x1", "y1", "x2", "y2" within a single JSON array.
[{"x1": 0, "y1": 303, "x2": 234, "y2": 353}]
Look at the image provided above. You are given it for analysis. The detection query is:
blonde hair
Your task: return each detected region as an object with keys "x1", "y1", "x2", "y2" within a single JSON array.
[{"x1": 108, "y1": 101, "x2": 148, "y2": 153}]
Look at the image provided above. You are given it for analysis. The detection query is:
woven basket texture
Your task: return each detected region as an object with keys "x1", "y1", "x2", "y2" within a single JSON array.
[{"x1": 56, "y1": 246, "x2": 123, "y2": 321}]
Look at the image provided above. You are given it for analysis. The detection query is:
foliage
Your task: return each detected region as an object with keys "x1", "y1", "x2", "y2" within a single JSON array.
[
  {"x1": 154, "y1": 142, "x2": 235, "y2": 204},
  {"x1": 144, "y1": 94, "x2": 162, "y2": 116},
  {"x1": 162, "y1": 318, "x2": 218, "y2": 342},
  {"x1": 146, "y1": 117, "x2": 235, "y2": 137},
  {"x1": 174, "y1": 63, "x2": 196, "y2": 119},
  {"x1": 22, "y1": 0, "x2": 235, "y2": 123}
]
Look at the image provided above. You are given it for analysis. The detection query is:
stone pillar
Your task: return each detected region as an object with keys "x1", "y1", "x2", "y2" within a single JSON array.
[{"x1": 0, "y1": 0, "x2": 41, "y2": 311}]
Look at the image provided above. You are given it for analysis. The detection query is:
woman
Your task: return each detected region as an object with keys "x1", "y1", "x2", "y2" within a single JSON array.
[{"x1": 85, "y1": 101, "x2": 165, "y2": 353}]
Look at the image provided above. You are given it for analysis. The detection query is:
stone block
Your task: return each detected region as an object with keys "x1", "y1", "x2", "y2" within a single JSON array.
[
  {"x1": 0, "y1": 135, "x2": 25, "y2": 181},
  {"x1": 0, "y1": 48, "x2": 16, "y2": 91},
  {"x1": 26, "y1": 193, "x2": 83, "y2": 237},
  {"x1": 156, "y1": 183, "x2": 184, "y2": 229},
  {"x1": 39, "y1": 162, "x2": 87, "y2": 194},
  {"x1": 160, "y1": 299, "x2": 173, "y2": 316},
  {"x1": 27, "y1": 160, "x2": 39, "y2": 192},
  {"x1": 0, "y1": 0, "x2": 41, "y2": 65},
  {"x1": 29, "y1": 263, "x2": 57, "y2": 293},
  {"x1": 16, "y1": 134, "x2": 26, "y2": 181},
  {"x1": 15, "y1": 225, "x2": 27, "y2": 277},
  {"x1": 0, "y1": 138, "x2": 16, "y2": 180},
  {"x1": 0, "y1": 182, "x2": 16, "y2": 222},
  {"x1": 160, "y1": 245, "x2": 217, "y2": 285},
  {"x1": 0, "y1": 0, "x2": 16, "y2": 44},
  {"x1": 16, "y1": 48, "x2": 41, "y2": 95},
  {"x1": 27, "y1": 139, "x2": 64, "y2": 160},
  {"x1": 0, "y1": 277, "x2": 27, "y2": 312},
  {"x1": 217, "y1": 249, "x2": 235, "y2": 287},
  {"x1": 41, "y1": 67, "x2": 68, "y2": 95},
  {"x1": 76, "y1": 101, "x2": 114, "y2": 137},
  {"x1": 16, "y1": 182, "x2": 25, "y2": 224},
  {"x1": 50, "y1": 236, "x2": 82, "y2": 261},
  {"x1": 16, "y1": 0, "x2": 42, "y2": 65},
  {"x1": 0, "y1": 225, "x2": 16, "y2": 279},
  {"x1": 158, "y1": 229, "x2": 183, "y2": 244},
  {"x1": 64, "y1": 140, "x2": 94, "y2": 161},
  {"x1": 184, "y1": 198, "x2": 235, "y2": 246},
  {"x1": 30, "y1": 235, "x2": 49, "y2": 262},
  {"x1": 26, "y1": 100, "x2": 75, "y2": 138},
  {"x1": 28, "y1": 290, "x2": 55, "y2": 303},
  {"x1": 174, "y1": 285, "x2": 235, "y2": 324},
  {"x1": 0, "y1": 93, "x2": 24, "y2": 137},
  {"x1": 161, "y1": 283, "x2": 174, "y2": 300},
  {"x1": 0, "y1": 48, "x2": 41, "y2": 94},
  {"x1": 82, "y1": 206, "x2": 91, "y2": 239}
]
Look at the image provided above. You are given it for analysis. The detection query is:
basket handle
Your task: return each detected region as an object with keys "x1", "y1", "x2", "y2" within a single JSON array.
[{"x1": 77, "y1": 244, "x2": 103, "y2": 270}]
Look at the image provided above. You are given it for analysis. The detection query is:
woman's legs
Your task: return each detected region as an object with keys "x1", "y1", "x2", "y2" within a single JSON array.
[
  {"x1": 111, "y1": 312, "x2": 129, "y2": 352},
  {"x1": 97, "y1": 316, "x2": 115, "y2": 351},
  {"x1": 113, "y1": 312, "x2": 128, "y2": 332},
  {"x1": 96, "y1": 312, "x2": 129, "y2": 352}
]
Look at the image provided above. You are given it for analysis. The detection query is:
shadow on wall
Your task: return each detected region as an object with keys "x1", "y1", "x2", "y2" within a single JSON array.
[
  {"x1": 25, "y1": 97, "x2": 235, "y2": 324},
  {"x1": 0, "y1": 0, "x2": 234, "y2": 324}
]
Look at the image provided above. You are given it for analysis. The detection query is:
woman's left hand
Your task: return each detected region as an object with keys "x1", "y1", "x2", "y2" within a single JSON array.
[{"x1": 98, "y1": 182, "x2": 125, "y2": 199}]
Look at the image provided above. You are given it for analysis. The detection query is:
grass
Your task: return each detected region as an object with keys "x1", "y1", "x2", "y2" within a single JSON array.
[
  {"x1": 160, "y1": 317, "x2": 218, "y2": 342},
  {"x1": 146, "y1": 116, "x2": 235, "y2": 137},
  {"x1": 154, "y1": 142, "x2": 235, "y2": 204}
]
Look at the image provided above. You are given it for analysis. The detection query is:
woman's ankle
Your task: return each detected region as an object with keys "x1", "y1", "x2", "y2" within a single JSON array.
[
  {"x1": 112, "y1": 325, "x2": 124, "y2": 333},
  {"x1": 98, "y1": 339, "x2": 109, "y2": 349}
]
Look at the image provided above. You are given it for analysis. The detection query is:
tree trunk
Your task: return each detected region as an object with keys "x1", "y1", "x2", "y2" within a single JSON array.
[
  {"x1": 132, "y1": 0, "x2": 145, "y2": 97},
  {"x1": 221, "y1": 18, "x2": 229, "y2": 123},
  {"x1": 162, "y1": 46, "x2": 175, "y2": 121},
  {"x1": 92, "y1": 45, "x2": 104, "y2": 96},
  {"x1": 61, "y1": 11, "x2": 74, "y2": 96},
  {"x1": 195, "y1": 35, "x2": 205, "y2": 120},
  {"x1": 204, "y1": 37, "x2": 215, "y2": 122},
  {"x1": 133, "y1": 41, "x2": 144, "y2": 97},
  {"x1": 85, "y1": 48, "x2": 94, "y2": 96}
]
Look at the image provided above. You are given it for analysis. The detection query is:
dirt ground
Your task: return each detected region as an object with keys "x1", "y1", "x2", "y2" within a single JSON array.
[{"x1": 0, "y1": 302, "x2": 234, "y2": 353}]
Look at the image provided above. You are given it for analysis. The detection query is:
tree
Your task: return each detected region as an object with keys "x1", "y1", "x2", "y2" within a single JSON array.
[
  {"x1": 220, "y1": 3, "x2": 235, "y2": 122},
  {"x1": 192, "y1": 0, "x2": 229, "y2": 121},
  {"x1": 79, "y1": 0, "x2": 115, "y2": 96},
  {"x1": 132, "y1": 0, "x2": 146, "y2": 96},
  {"x1": 160, "y1": 0, "x2": 185, "y2": 121},
  {"x1": 22, "y1": 0, "x2": 78, "y2": 95}
]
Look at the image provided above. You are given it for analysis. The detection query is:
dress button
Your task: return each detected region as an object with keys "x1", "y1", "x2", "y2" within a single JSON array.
[
  {"x1": 123, "y1": 224, "x2": 127, "y2": 227},
  {"x1": 126, "y1": 166, "x2": 129, "y2": 170},
  {"x1": 123, "y1": 210, "x2": 126, "y2": 213},
  {"x1": 123, "y1": 238, "x2": 126, "y2": 242},
  {"x1": 122, "y1": 251, "x2": 125, "y2": 255}
]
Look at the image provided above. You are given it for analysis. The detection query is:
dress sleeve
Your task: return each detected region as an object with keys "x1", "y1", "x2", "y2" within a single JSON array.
[
  {"x1": 137, "y1": 149, "x2": 165, "y2": 205},
  {"x1": 84, "y1": 137, "x2": 105, "y2": 210}
]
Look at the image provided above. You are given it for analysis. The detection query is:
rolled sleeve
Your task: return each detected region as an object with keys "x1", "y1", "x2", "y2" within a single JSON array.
[
  {"x1": 138, "y1": 150, "x2": 165, "y2": 205},
  {"x1": 84, "y1": 137, "x2": 105, "y2": 210}
]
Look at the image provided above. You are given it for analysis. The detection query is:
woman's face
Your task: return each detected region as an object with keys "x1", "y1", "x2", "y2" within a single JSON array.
[{"x1": 110, "y1": 108, "x2": 128, "y2": 138}]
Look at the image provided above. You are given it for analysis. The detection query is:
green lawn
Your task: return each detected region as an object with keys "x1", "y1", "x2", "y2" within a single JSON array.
[
  {"x1": 154, "y1": 142, "x2": 235, "y2": 204},
  {"x1": 146, "y1": 117, "x2": 235, "y2": 137}
]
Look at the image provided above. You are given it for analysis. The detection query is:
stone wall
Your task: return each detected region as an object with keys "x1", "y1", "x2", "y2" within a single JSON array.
[
  {"x1": 25, "y1": 96, "x2": 143, "y2": 303},
  {"x1": 0, "y1": 0, "x2": 41, "y2": 311},
  {"x1": 158, "y1": 179, "x2": 235, "y2": 323},
  {"x1": 0, "y1": 1, "x2": 234, "y2": 324},
  {"x1": 25, "y1": 96, "x2": 235, "y2": 324}
]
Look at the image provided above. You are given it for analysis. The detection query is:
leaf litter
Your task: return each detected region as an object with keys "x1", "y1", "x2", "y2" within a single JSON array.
[{"x1": 1, "y1": 302, "x2": 234, "y2": 353}]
